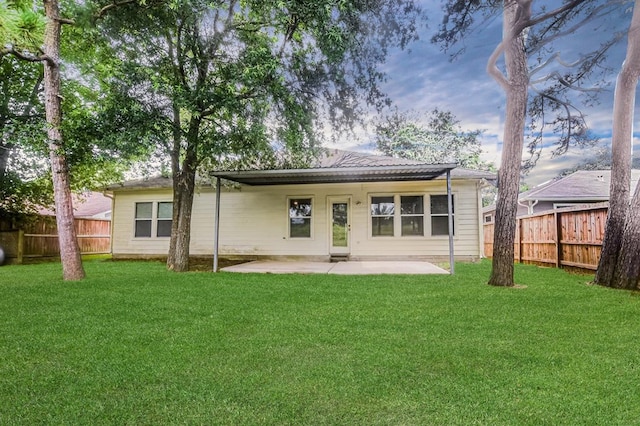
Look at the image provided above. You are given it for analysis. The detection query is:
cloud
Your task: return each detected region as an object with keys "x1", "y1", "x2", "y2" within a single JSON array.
[{"x1": 348, "y1": 0, "x2": 640, "y2": 184}]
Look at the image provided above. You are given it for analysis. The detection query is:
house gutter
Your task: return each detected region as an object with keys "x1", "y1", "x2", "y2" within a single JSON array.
[
  {"x1": 518, "y1": 199, "x2": 538, "y2": 215},
  {"x1": 103, "y1": 191, "x2": 114, "y2": 256}
]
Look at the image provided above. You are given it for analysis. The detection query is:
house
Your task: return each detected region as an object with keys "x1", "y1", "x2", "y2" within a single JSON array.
[
  {"x1": 483, "y1": 169, "x2": 640, "y2": 223},
  {"x1": 37, "y1": 191, "x2": 113, "y2": 219},
  {"x1": 106, "y1": 150, "x2": 495, "y2": 263}
]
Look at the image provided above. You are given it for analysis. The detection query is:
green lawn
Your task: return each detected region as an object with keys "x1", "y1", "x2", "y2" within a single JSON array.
[{"x1": 1, "y1": 260, "x2": 639, "y2": 425}]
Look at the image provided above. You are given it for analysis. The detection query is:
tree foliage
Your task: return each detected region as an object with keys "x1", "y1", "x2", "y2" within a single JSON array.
[
  {"x1": 0, "y1": 55, "x2": 50, "y2": 217},
  {"x1": 89, "y1": 0, "x2": 424, "y2": 271},
  {"x1": 375, "y1": 108, "x2": 494, "y2": 170},
  {"x1": 0, "y1": 1, "x2": 147, "y2": 219}
]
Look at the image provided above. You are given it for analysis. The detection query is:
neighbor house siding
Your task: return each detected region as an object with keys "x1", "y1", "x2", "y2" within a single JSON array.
[{"x1": 111, "y1": 179, "x2": 482, "y2": 260}]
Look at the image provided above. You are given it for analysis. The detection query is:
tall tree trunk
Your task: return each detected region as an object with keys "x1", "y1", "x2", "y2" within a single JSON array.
[
  {"x1": 488, "y1": 1, "x2": 529, "y2": 287},
  {"x1": 43, "y1": 0, "x2": 85, "y2": 280},
  {"x1": 167, "y1": 169, "x2": 196, "y2": 272},
  {"x1": 612, "y1": 183, "x2": 640, "y2": 289},
  {"x1": 595, "y1": 0, "x2": 640, "y2": 287},
  {"x1": 166, "y1": 117, "x2": 199, "y2": 272},
  {"x1": 605, "y1": 1, "x2": 640, "y2": 289}
]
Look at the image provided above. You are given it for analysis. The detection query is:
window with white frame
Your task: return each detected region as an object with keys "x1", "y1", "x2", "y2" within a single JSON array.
[
  {"x1": 430, "y1": 194, "x2": 454, "y2": 236},
  {"x1": 156, "y1": 202, "x2": 173, "y2": 237},
  {"x1": 289, "y1": 198, "x2": 312, "y2": 238},
  {"x1": 400, "y1": 195, "x2": 424, "y2": 236},
  {"x1": 371, "y1": 196, "x2": 395, "y2": 236},
  {"x1": 134, "y1": 201, "x2": 173, "y2": 238}
]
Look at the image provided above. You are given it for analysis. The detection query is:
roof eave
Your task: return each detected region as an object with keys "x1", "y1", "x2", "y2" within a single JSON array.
[{"x1": 211, "y1": 164, "x2": 458, "y2": 186}]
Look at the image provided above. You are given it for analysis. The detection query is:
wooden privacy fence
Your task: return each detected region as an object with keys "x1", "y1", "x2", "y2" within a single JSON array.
[
  {"x1": 0, "y1": 216, "x2": 111, "y2": 264},
  {"x1": 483, "y1": 203, "x2": 608, "y2": 273}
]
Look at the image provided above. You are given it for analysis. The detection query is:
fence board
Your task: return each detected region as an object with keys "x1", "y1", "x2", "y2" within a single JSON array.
[
  {"x1": 483, "y1": 204, "x2": 608, "y2": 273},
  {"x1": 0, "y1": 216, "x2": 110, "y2": 263}
]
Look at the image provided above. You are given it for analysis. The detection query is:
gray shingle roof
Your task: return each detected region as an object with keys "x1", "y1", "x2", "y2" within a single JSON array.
[
  {"x1": 316, "y1": 149, "x2": 496, "y2": 180},
  {"x1": 108, "y1": 149, "x2": 496, "y2": 190},
  {"x1": 520, "y1": 170, "x2": 640, "y2": 201}
]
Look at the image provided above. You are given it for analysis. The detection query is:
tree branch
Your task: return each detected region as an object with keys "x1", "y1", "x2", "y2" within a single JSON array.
[
  {"x1": 515, "y1": 0, "x2": 588, "y2": 34},
  {"x1": 1, "y1": 47, "x2": 56, "y2": 67},
  {"x1": 56, "y1": 17, "x2": 75, "y2": 25},
  {"x1": 528, "y1": 1, "x2": 622, "y2": 56},
  {"x1": 486, "y1": 40, "x2": 510, "y2": 90},
  {"x1": 96, "y1": 0, "x2": 138, "y2": 18}
]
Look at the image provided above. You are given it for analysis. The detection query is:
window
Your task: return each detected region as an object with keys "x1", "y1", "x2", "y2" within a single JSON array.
[
  {"x1": 430, "y1": 195, "x2": 454, "y2": 236},
  {"x1": 135, "y1": 202, "x2": 152, "y2": 237},
  {"x1": 371, "y1": 196, "x2": 395, "y2": 236},
  {"x1": 156, "y1": 202, "x2": 173, "y2": 237},
  {"x1": 484, "y1": 214, "x2": 493, "y2": 223},
  {"x1": 289, "y1": 198, "x2": 312, "y2": 238},
  {"x1": 134, "y1": 201, "x2": 173, "y2": 238},
  {"x1": 401, "y1": 195, "x2": 424, "y2": 236}
]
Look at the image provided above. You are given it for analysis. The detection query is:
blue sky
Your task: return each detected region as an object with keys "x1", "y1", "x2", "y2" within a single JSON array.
[{"x1": 334, "y1": 0, "x2": 638, "y2": 186}]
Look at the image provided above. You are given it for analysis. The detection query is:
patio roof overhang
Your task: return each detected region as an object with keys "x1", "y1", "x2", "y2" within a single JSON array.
[
  {"x1": 210, "y1": 163, "x2": 457, "y2": 275},
  {"x1": 210, "y1": 163, "x2": 458, "y2": 186}
]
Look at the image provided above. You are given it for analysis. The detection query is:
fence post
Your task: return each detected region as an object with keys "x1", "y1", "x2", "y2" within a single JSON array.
[
  {"x1": 554, "y1": 211, "x2": 562, "y2": 269},
  {"x1": 518, "y1": 218, "x2": 523, "y2": 263},
  {"x1": 17, "y1": 229, "x2": 24, "y2": 264}
]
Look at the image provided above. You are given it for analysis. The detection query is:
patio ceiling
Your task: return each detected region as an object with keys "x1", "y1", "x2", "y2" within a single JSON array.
[{"x1": 210, "y1": 164, "x2": 457, "y2": 186}]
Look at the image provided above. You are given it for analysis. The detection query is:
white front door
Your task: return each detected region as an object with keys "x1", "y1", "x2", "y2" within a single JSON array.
[{"x1": 329, "y1": 197, "x2": 350, "y2": 255}]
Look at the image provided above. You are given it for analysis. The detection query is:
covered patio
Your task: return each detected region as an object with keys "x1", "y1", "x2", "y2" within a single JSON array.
[
  {"x1": 211, "y1": 160, "x2": 458, "y2": 274},
  {"x1": 221, "y1": 260, "x2": 449, "y2": 275}
]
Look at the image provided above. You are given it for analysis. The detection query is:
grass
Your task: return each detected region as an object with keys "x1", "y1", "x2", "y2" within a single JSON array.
[{"x1": 1, "y1": 260, "x2": 639, "y2": 425}]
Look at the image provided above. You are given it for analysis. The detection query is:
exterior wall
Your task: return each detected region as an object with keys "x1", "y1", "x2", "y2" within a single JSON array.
[{"x1": 111, "y1": 179, "x2": 483, "y2": 261}]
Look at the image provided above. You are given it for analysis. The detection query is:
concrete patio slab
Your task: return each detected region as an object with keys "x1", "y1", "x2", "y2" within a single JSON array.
[
  {"x1": 221, "y1": 260, "x2": 449, "y2": 275},
  {"x1": 328, "y1": 261, "x2": 449, "y2": 275},
  {"x1": 221, "y1": 261, "x2": 335, "y2": 274}
]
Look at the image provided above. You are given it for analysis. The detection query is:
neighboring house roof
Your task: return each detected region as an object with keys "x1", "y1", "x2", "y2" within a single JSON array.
[
  {"x1": 519, "y1": 170, "x2": 640, "y2": 202},
  {"x1": 37, "y1": 191, "x2": 112, "y2": 219},
  {"x1": 107, "y1": 149, "x2": 496, "y2": 190},
  {"x1": 482, "y1": 169, "x2": 640, "y2": 215}
]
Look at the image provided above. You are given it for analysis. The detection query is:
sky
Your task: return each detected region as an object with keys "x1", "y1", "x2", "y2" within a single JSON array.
[{"x1": 332, "y1": 0, "x2": 639, "y2": 187}]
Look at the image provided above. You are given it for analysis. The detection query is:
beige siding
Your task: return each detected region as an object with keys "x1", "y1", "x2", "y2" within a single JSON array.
[{"x1": 112, "y1": 179, "x2": 483, "y2": 260}]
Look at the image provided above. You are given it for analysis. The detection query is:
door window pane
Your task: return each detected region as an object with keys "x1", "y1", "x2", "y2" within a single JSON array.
[{"x1": 332, "y1": 203, "x2": 348, "y2": 247}]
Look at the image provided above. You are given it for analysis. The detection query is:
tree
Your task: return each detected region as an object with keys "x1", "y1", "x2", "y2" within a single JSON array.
[
  {"x1": 596, "y1": 0, "x2": 640, "y2": 289},
  {"x1": 92, "y1": 0, "x2": 424, "y2": 271},
  {"x1": 0, "y1": 56, "x2": 51, "y2": 217},
  {"x1": 375, "y1": 108, "x2": 494, "y2": 170},
  {"x1": 1, "y1": 0, "x2": 85, "y2": 280},
  {"x1": 43, "y1": 0, "x2": 85, "y2": 280},
  {"x1": 433, "y1": 0, "x2": 627, "y2": 287}
]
